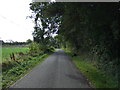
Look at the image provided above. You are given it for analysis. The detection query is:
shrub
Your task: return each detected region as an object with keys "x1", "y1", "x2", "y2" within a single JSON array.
[{"x1": 29, "y1": 42, "x2": 44, "y2": 56}]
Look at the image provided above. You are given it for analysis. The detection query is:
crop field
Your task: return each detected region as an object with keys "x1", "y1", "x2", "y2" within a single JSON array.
[{"x1": 1, "y1": 46, "x2": 29, "y2": 62}]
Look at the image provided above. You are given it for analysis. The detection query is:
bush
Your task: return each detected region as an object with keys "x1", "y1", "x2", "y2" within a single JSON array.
[
  {"x1": 29, "y1": 42, "x2": 44, "y2": 56},
  {"x1": 29, "y1": 42, "x2": 55, "y2": 56}
]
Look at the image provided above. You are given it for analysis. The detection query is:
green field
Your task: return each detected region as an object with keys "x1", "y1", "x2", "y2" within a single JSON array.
[{"x1": 1, "y1": 46, "x2": 29, "y2": 62}]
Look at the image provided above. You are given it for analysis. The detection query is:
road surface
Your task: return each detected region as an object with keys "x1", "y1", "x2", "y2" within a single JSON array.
[{"x1": 10, "y1": 49, "x2": 92, "y2": 88}]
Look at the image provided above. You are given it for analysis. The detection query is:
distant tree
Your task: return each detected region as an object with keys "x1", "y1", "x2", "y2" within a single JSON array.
[
  {"x1": 0, "y1": 40, "x2": 4, "y2": 44},
  {"x1": 26, "y1": 39, "x2": 32, "y2": 44}
]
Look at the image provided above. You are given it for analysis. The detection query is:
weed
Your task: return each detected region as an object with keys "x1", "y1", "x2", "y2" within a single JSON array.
[{"x1": 2, "y1": 53, "x2": 49, "y2": 88}]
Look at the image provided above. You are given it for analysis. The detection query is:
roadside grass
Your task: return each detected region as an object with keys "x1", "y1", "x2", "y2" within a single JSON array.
[
  {"x1": 0, "y1": 74, "x2": 2, "y2": 90},
  {"x1": 2, "y1": 53, "x2": 50, "y2": 88},
  {"x1": 2, "y1": 46, "x2": 28, "y2": 62},
  {"x1": 65, "y1": 50, "x2": 118, "y2": 88}
]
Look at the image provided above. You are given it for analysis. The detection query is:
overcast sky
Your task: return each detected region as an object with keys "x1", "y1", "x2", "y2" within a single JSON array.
[{"x1": 0, "y1": 0, "x2": 34, "y2": 42}]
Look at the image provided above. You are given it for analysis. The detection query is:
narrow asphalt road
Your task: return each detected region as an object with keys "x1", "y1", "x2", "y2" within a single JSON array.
[{"x1": 10, "y1": 49, "x2": 92, "y2": 88}]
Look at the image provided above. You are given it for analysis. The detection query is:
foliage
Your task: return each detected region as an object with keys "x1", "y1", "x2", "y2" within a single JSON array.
[
  {"x1": 29, "y1": 41, "x2": 55, "y2": 57},
  {"x1": 72, "y1": 55, "x2": 118, "y2": 88},
  {"x1": 30, "y1": 2, "x2": 61, "y2": 49},
  {"x1": 26, "y1": 39, "x2": 32, "y2": 44},
  {"x1": 2, "y1": 53, "x2": 48, "y2": 88},
  {"x1": 2, "y1": 45, "x2": 51, "y2": 88},
  {"x1": 2, "y1": 41, "x2": 28, "y2": 46},
  {"x1": 29, "y1": 2, "x2": 120, "y2": 87},
  {"x1": 29, "y1": 42, "x2": 43, "y2": 56}
]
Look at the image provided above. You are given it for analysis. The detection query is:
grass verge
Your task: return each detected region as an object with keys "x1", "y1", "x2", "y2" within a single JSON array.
[
  {"x1": 65, "y1": 50, "x2": 118, "y2": 88},
  {"x1": 2, "y1": 53, "x2": 50, "y2": 89}
]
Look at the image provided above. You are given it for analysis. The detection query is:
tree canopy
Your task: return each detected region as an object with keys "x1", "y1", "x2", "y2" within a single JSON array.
[{"x1": 29, "y1": 2, "x2": 120, "y2": 87}]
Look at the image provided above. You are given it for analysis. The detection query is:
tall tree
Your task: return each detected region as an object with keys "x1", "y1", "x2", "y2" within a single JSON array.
[{"x1": 30, "y1": 2, "x2": 120, "y2": 86}]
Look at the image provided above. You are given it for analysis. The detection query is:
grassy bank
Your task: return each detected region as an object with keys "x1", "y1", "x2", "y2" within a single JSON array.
[
  {"x1": 65, "y1": 50, "x2": 118, "y2": 88},
  {"x1": 2, "y1": 53, "x2": 50, "y2": 88}
]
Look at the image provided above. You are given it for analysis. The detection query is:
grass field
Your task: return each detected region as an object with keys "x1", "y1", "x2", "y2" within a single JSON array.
[{"x1": 1, "y1": 46, "x2": 29, "y2": 62}]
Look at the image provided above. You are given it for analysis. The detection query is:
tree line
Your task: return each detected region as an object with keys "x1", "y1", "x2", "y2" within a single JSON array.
[
  {"x1": 1, "y1": 39, "x2": 32, "y2": 45},
  {"x1": 29, "y1": 2, "x2": 120, "y2": 87}
]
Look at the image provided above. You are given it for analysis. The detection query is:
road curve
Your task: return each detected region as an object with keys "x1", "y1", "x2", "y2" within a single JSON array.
[{"x1": 10, "y1": 49, "x2": 92, "y2": 88}]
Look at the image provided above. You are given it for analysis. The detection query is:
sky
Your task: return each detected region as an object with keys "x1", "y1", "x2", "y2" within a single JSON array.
[{"x1": 0, "y1": 0, "x2": 34, "y2": 42}]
